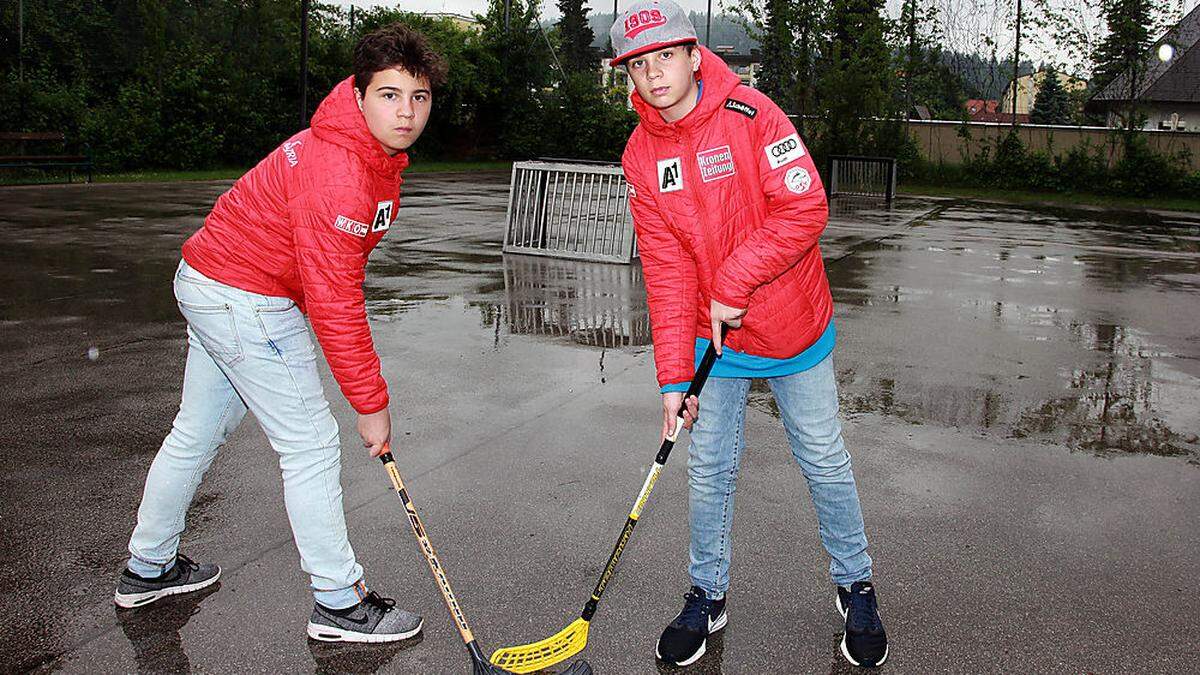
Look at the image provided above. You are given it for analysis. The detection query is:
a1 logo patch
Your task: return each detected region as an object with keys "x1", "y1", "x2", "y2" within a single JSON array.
[
  {"x1": 657, "y1": 157, "x2": 683, "y2": 193},
  {"x1": 372, "y1": 200, "x2": 394, "y2": 233}
]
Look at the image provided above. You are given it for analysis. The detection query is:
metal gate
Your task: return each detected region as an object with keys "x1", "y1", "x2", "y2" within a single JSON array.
[
  {"x1": 828, "y1": 155, "x2": 898, "y2": 201},
  {"x1": 503, "y1": 160, "x2": 637, "y2": 263}
]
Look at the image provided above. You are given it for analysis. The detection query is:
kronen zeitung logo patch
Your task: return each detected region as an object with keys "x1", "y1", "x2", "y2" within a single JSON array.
[{"x1": 696, "y1": 146, "x2": 736, "y2": 182}]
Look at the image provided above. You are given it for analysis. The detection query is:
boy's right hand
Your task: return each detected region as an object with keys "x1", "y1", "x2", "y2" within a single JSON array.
[
  {"x1": 662, "y1": 392, "x2": 700, "y2": 441},
  {"x1": 358, "y1": 408, "x2": 392, "y2": 457}
]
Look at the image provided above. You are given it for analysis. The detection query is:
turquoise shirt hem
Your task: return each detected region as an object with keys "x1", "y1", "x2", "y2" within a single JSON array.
[{"x1": 660, "y1": 320, "x2": 836, "y2": 393}]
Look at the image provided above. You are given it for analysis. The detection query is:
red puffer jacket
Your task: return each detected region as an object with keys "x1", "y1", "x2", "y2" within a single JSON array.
[
  {"x1": 621, "y1": 48, "x2": 833, "y2": 389},
  {"x1": 182, "y1": 76, "x2": 405, "y2": 414}
]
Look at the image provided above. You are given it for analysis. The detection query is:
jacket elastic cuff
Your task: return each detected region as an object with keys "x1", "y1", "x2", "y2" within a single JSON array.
[
  {"x1": 710, "y1": 285, "x2": 748, "y2": 311},
  {"x1": 352, "y1": 393, "x2": 389, "y2": 415},
  {"x1": 660, "y1": 381, "x2": 691, "y2": 394}
]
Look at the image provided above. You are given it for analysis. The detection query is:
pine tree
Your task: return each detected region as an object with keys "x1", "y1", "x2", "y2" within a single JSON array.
[
  {"x1": 1030, "y1": 66, "x2": 1072, "y2": 125},
  {"x1": 1092, "y1": 0, "x2": 1153, "y2": 130},
  {"x1": 757, "y1": 0, "x2": 796, "y2": 105},
  {"x1": 556, "y1": 0, "x2": 595, "y2": 75},
  {"x1": 816, "y1": 0, "x2": 896, "y2": 154}
]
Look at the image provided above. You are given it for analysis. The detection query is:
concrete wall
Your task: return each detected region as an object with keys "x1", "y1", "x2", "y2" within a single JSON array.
[
  {"x1": 905, "y1": 120, "x2": 1200, "y2": 171},
  {"x1": 1136, "y1": 103, "x2": 1200, "y2": 132}
]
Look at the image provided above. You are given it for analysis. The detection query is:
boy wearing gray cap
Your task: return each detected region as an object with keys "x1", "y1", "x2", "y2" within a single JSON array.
[{"x1": 610, "y1": 0, "x2": 888, "y2": 668}]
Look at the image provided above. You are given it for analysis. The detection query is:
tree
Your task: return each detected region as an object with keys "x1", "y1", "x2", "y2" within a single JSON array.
[
  {"x1": 556, "y1": 0, "x2": 595, "y2": 75},
  {"x1": 1030, "y1": 66, "x2": 1072, "y2": 125},
  {"x1": 756, "y1": 0, "x2": 796, "y2": 105},
  {"x1": 1092, "y1": 0, "x2": 1153, "y2": 130},
  {"x1": 815, "y1": 0, "x2": 897, "y2": 154}
]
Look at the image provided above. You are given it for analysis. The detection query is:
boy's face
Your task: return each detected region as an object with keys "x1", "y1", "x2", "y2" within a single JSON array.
[
  {"x1": 355, "y1": 67, "x2": 432, "y2": 155},
  {"x1": 625, "y1": 45, "x2": 701, "y2": 122}
]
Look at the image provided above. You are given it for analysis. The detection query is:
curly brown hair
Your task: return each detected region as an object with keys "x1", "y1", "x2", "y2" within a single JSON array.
[{"x1": 353, "y1": 23, "x2": 448, "y2": 94}]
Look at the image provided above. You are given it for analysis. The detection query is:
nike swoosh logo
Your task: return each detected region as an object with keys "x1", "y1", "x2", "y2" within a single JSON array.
[{"x1": 325, "y1": 609, "x2": 370, "y2": 625}]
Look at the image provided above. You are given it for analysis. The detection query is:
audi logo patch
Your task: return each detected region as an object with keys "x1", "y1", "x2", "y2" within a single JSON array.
[{"x1": 765, "y1": 133, "x2": 805, "y2": 170}]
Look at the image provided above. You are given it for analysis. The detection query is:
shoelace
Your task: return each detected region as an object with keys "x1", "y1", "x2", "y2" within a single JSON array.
[
  {"x1": 676, "y1": 590, "x2": 713, "y2": 631},
  {"x1": 173, "y1": 554, "x2": 200, "y2": 574},
  {"x1": 849, "y1": 587, "x2": 882, "y2": 632},
  {"x1": 361, "y1": 591, "x2": 396, "y2": 614}
]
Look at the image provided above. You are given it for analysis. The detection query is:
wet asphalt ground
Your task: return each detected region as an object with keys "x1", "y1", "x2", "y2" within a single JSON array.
[{"x1": 0, "y1": 173, "x2": 1197, "y2": 673}]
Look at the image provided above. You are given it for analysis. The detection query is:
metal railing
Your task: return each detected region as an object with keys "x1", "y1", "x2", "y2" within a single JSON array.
[
  {"x1": 503, "y1": 253, "x2": 651, "y2": 349},
  {"x1": 503, "y1": 160, "x2": 637, "y2": 264},
  {"x1": 828, "y1": 155, "x2": 897, "y2": 201}
]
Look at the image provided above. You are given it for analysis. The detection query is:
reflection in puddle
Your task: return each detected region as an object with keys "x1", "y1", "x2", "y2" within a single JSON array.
[
  {"x1": 115, "y1": 583, "x2": 220, "y2": 673},
  {"x1": 818, "y1": 201, "x2": 1200, "y2": 462},
  {"x1": 503, "y1": 254, "x2": 651, "y2": 349}
]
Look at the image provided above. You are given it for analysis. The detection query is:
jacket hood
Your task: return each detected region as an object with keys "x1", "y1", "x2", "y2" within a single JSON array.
[
  {"x1": 630, "y1": 47, "x2": 743, "y2": 137},
  {"x1": 310, "y1": 76, "x2": 409, "y2": 177}
]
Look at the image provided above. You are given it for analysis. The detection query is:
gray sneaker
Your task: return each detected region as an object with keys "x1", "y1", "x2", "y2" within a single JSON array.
[
  {"x1": 306, "y1": 592, "x2": 423, "y2": 643},
  {"x1": 114, "y1": 554, "x2": 221, "y2": 608}
]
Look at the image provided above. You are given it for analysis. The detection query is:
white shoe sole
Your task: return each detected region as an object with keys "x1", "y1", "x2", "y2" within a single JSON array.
[
  {"x1": 113, "y1": 568, "x2": 221, "y2": 609},
  {"x1": 306, "y1": 618, "x2": 424, "y2": 643},
  {"x1": 655, "y1": 610, "x2": 728, "y2": 667},
  {"x1": 840, "y1": 636, "x2": 889, "y2": 667},
  {"x1": 836, "y1": 593, "x2": 888, "y2": 667}
]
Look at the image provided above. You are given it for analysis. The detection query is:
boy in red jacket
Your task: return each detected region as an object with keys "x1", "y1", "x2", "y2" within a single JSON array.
[
  {"x1": 611, "y1": 1, "x2": 888, "y2": 667},
  {"x1": 113, "y1": 24, "x2": 440, "y2": 643}
]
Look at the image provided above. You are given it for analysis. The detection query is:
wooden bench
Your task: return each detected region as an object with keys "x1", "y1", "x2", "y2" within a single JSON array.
[{"x1": 0, "y1": 132, "x2": 93, "y2": 183}]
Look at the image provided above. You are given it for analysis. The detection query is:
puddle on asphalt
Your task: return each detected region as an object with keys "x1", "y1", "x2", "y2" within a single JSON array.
[
  {"x1": 4, "y1": 180, "x2": 1195, "y2": 463},
  {"x1": 807, "y1": 201, "x2": 1200, "y2": 462},
  {"x1": 362, "y1": 193, "x2": 1200, "y2": 464}
]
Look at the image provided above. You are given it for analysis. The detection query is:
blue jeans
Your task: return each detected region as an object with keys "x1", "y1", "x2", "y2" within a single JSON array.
[
  {"x1": 687, "y1": 353, "x2": 872, "y2": 598},
  {"x1": 127, "y1": 260, "x2": 367, "y2": 609}
]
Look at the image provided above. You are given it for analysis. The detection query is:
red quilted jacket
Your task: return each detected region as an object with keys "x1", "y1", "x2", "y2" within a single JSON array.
[
  {"x1": 622, "y1": 48, "x2": 833, "y2": 389},
  {"x1": 182, "y1": 76, "x2": 405, "y2": 414}
]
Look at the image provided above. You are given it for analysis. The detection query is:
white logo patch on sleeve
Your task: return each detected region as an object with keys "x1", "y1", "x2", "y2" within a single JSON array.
[
  {"x1": 784, "y1": 166, "x2": 812, "y2": 194},
  {"x1": 282, "y1": 140, "x2": 302, "y2": 167},
  {"x1": 765, "y1": 133, "x2": 805, "y2": 170},
  {"x1": 657, "y1": 157, "x2": 683, "y2": 193},
  {"x1": 333, "y1": 215, "x2": 370, "y2": 238},
  {"x1": 371, "y1": 200, "x2": 394, "y2": 233}
]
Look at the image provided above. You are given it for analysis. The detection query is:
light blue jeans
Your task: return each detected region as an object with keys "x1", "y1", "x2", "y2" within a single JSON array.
[
  {"x1": 687, "y1": 353, "x2": 872, "y2": 598},
  {"x1": 127, "y1": 260, "x2": 366, "y2": 609}
]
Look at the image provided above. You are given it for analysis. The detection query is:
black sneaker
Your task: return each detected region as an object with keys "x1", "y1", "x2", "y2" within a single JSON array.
[
  {"x1": 655, "y1": 586, "x2": 727, "y2": 666},
  {"x1": 306, "y1": 591, "x2": 423, "y2": 643},
  {"x1": 114, "y1": 554, "x2": 221, "y2": 608},
  {"x1": 836, "y1": 580, "x2": 889, "y2": 667}
]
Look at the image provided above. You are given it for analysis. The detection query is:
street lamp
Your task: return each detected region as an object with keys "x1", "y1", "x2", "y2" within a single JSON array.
[{"x1": 1158, "y1": 43, "x2": 1175, "y2": 62}]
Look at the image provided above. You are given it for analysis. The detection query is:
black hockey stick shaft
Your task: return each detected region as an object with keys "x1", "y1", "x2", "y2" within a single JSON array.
[{"x1": 580, "y1": 336, "x2": 722, "y2": 621}]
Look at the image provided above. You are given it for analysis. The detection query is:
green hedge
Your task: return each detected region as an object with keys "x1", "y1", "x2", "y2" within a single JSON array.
[{"x1": 905, "y1": 130, "x2": 1200, "y2": 200}]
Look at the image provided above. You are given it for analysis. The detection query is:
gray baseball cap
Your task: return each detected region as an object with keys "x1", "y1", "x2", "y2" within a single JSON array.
[{"x1": 609, "y1": 0, "x2": 698, "y2": 66}]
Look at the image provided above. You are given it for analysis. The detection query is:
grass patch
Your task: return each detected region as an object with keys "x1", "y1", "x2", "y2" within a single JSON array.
[
  {"x1": 1, "y1": 161, "x2": 514, "y2": 186},
  {"x1": 94, "y1": 160, "x2": 513, "y2": 183},
  {"x1": 902, "y1": 182, "x2": 1200, "y2": 215}
]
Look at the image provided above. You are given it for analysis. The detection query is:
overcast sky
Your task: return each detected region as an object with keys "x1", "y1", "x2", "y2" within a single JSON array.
[{"x1": 340, "y1": 0, "x2": 1200, "y2": 75}]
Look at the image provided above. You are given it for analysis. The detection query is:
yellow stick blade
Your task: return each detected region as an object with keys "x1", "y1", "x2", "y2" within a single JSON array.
[{"x1": 490, "y1": 618, "x2": 590, "y2": 674}]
